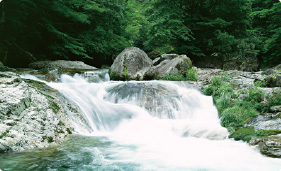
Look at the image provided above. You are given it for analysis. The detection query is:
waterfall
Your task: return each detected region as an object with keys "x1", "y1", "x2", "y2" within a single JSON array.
[
  {"x1": 48, "y1": 74, "x2": 228, "y2": 140},
  {"x1": 17, "y1": 71, "x2": 281, "y2": 170}
]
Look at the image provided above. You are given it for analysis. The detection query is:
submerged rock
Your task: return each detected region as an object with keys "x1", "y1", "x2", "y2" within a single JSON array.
[{"x1": 110, "y1": 47, "x2": 153, "y2": 80}]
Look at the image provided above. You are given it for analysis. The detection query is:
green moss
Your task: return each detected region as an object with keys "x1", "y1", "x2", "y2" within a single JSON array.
[
  {"x1": 256, "y1": 129, "x2": 281, "y2": 137},
  {"x1": 40, "y1": 92, "x2": 54, "y2": 99},
  {"x1": 48, "y1": 137, "x2": 54, "y2": 143},
  {"x1": 58, "y1": 121, "x2": 65, "y2": 126},
  {"x1": 0, "y1": 130, "x2": 9, "y2": 139},
  {"x1": 123, "y1": 68, "x2": 129, "y2": 81},
  {"x1": 49, "y1": 100, "x2": 60, "y2": 114},
  {"x1": 66, "y1": 128, "x2": 72, "y2": 134},
  {"x1": 229, "y1": 127, "x2": 255, "y2": 142},
  {"x1": 185, "y1": 68, "x2": 198, "y2": 81},
  {"x1": 109, "y1": 71, "x2": 127, "y2": 81},
  {"x1": 24, "y1": 79, "x2": 46, "y2": 88},
  {"x1": 183, "y1": 58, "x2": 192, "y2": 67}
]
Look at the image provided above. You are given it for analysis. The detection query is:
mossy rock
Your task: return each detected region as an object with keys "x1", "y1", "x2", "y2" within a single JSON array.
[
  {"x1": 229, "y1": 127, "x2": 255, "y2": 142},
  {"x1": 256, "y1": 129, "x2": 281, "y2": 137}
]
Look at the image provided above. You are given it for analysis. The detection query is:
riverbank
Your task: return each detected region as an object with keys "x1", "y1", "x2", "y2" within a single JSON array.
[{"x1": 0, "y1": 59, "x2": 280, "y2": 158}]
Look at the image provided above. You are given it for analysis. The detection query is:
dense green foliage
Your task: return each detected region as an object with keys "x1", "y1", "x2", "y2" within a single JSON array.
[
  {"x1": 0, "y1": 0, "x2": 129, "y2": 67},
  {"x1": 204, "y1": 74, "x2": 281, "y2": 142},
  {"x1": 252, "y1": 0, "x2": 281, "y2": 67},
  {"x1": 203, "y1": 74, "x2": 281, "y2": 131},
  {"x1": 0, "y1": 0, "x2": 280, "y2": 68}
]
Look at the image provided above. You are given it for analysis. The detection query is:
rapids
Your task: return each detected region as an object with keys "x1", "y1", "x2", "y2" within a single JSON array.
[{"x1": 1, "y1": 71, "x2": 281, "y2": 170}]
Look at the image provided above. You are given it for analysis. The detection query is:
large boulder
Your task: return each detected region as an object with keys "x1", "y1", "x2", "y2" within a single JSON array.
[
  {"x1": 27, "y1": 60, "x2": 97, "y2": 82},
  {"x1": 110, "y1": 47, "x2": 153, "y2": 80},
  {"x1": 145, "y1": 54, "x2": 192, "y2": 79},
  {"x1": 0, "y1": 72, "x2": 91, "y2": 152},
  {"x1": 223, "y1": 58, "x2": 259, "y2": 72},
  {"x1": 29, "y1": 60, "x2": 97, "y2": 70}
]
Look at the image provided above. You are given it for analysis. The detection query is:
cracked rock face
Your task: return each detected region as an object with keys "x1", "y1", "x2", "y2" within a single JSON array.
[
  {"x1": 0, "y1": 72, "x2": 74, "y2": 153},
  {"x1": 250, "y1": 136, "x2": 281, "y2": 158}
]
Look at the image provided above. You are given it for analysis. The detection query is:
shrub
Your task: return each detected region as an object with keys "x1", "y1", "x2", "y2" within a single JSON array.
[
  {"x1": 229, "y1": 127, "x2": 255, "y2": 142},
  {"x1": 244, "y1": 88, "x2": 264, "y2": 103},
  {"x1": 221, "y1": 107, "x2": 244, "y2": 128},
  {"x1": 185, "y1": 68, "x2": 198, "y2": 81},
  {"x1": 216, "y1": 93, "x2": 233, "y2": 114},
  {"x1": 220, "y1": 106, "x2": 258, "y2": 128},
  {"x1": 254, "y1": 80, "x2": 267, "y2": 87},
  {"x1": 268, "y1": 91, "x2": 281, "y2": 106}
]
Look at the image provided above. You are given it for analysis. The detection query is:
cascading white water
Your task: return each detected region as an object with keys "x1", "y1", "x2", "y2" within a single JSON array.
[{"x1": 26, "y1": 72, "x2": 281, "y2": 170}]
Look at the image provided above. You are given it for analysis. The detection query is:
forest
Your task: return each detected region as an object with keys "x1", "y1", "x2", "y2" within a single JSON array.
[{"x1": 0, "y1": 0, "x2": 280, "y2": 69}]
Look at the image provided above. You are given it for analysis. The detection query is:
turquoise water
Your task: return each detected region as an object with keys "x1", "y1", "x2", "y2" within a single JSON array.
[
  {"x1": 3, "y1": 74, "x2": 279, "y2": 171},
  {"x1": 0, "y1": 135, "x2": 140, "y2": 171}
]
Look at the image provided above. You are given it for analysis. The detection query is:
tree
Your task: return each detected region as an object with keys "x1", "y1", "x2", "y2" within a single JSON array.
[
  {"x1": 0, "y1": 0, "x2": 130, "y2": 67},
  {"x1": 252, "y1": 0, "x2": 281, "y2": 67},
  {"x1": 144, "y1": 0, "x2": 193, "y2": 58}
]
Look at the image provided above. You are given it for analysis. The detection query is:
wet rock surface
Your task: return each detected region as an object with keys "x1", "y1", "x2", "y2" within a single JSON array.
[
  {"x1": 250, "y1": 135, "x2": 281, "y2": 158},
  {"x1": 0, "y1": 72, "x2": 91, "y2": 153}
]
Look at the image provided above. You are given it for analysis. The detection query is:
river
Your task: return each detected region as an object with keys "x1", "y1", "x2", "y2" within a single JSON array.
[{"x1": 0, "y1": 72, "x2": 280, "y2": 170}]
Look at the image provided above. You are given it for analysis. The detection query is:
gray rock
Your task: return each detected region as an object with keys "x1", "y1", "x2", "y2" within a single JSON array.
[
  {"x1": 145, "y1": 54, "x2": 192, "y2": 79},
  {"x1": 262, "y1": 69, "x2": 280, "y2": 75},
  {"x1": 258, "y1": 136, "x2": 281, "y2": 158},
  {"x1": 161, "y1": 54, "x2": 178, "y2": 60},
  {"x1": 152, "y1": 57, "x2": 160, "y2": 65},
  {"x1": 104, "y1": 82, "x2": 181, "y2": 119},
  {"x1": 270, "y1": 106, "x2": 281, "y2": 113},
  {"x1": 111, "y1": 47, "x2": 152, "y2": 80},
  {"x1": 246, "y1": 113, "x2": 281, "y2": 130},
  {"x1": 223, "y1": 58, "x2": 258, "y2": 72},
  {"x1": 257, "y1": 87, "x2": 281, "y2": 96},
  {"x1": 264, "y1": 74, "x2": 281, "y2": 87},
  {"x1": 29, "y1": 60, "x2": 97, "y2": 70},
  {"x1": 0, "y1": 72, "x2": 91, "y2": 152}
]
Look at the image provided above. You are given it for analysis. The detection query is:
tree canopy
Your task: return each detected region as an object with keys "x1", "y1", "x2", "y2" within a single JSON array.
[{"x1": 0, "y1": 0, "x2": 280, "y2": 68}]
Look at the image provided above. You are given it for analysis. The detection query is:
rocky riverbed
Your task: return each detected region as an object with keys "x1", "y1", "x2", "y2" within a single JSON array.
[
  {"x1": 0, "y1": 55, "x2": 280, "y2": 158},
  {"x1": 0, "y1": 71, "x2": 92, "y2": 153}
]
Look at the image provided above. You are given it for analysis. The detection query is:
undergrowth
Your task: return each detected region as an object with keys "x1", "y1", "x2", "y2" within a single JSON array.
[{"x1": 203, "y1": 73, "x2": 281, "y2": 142}]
